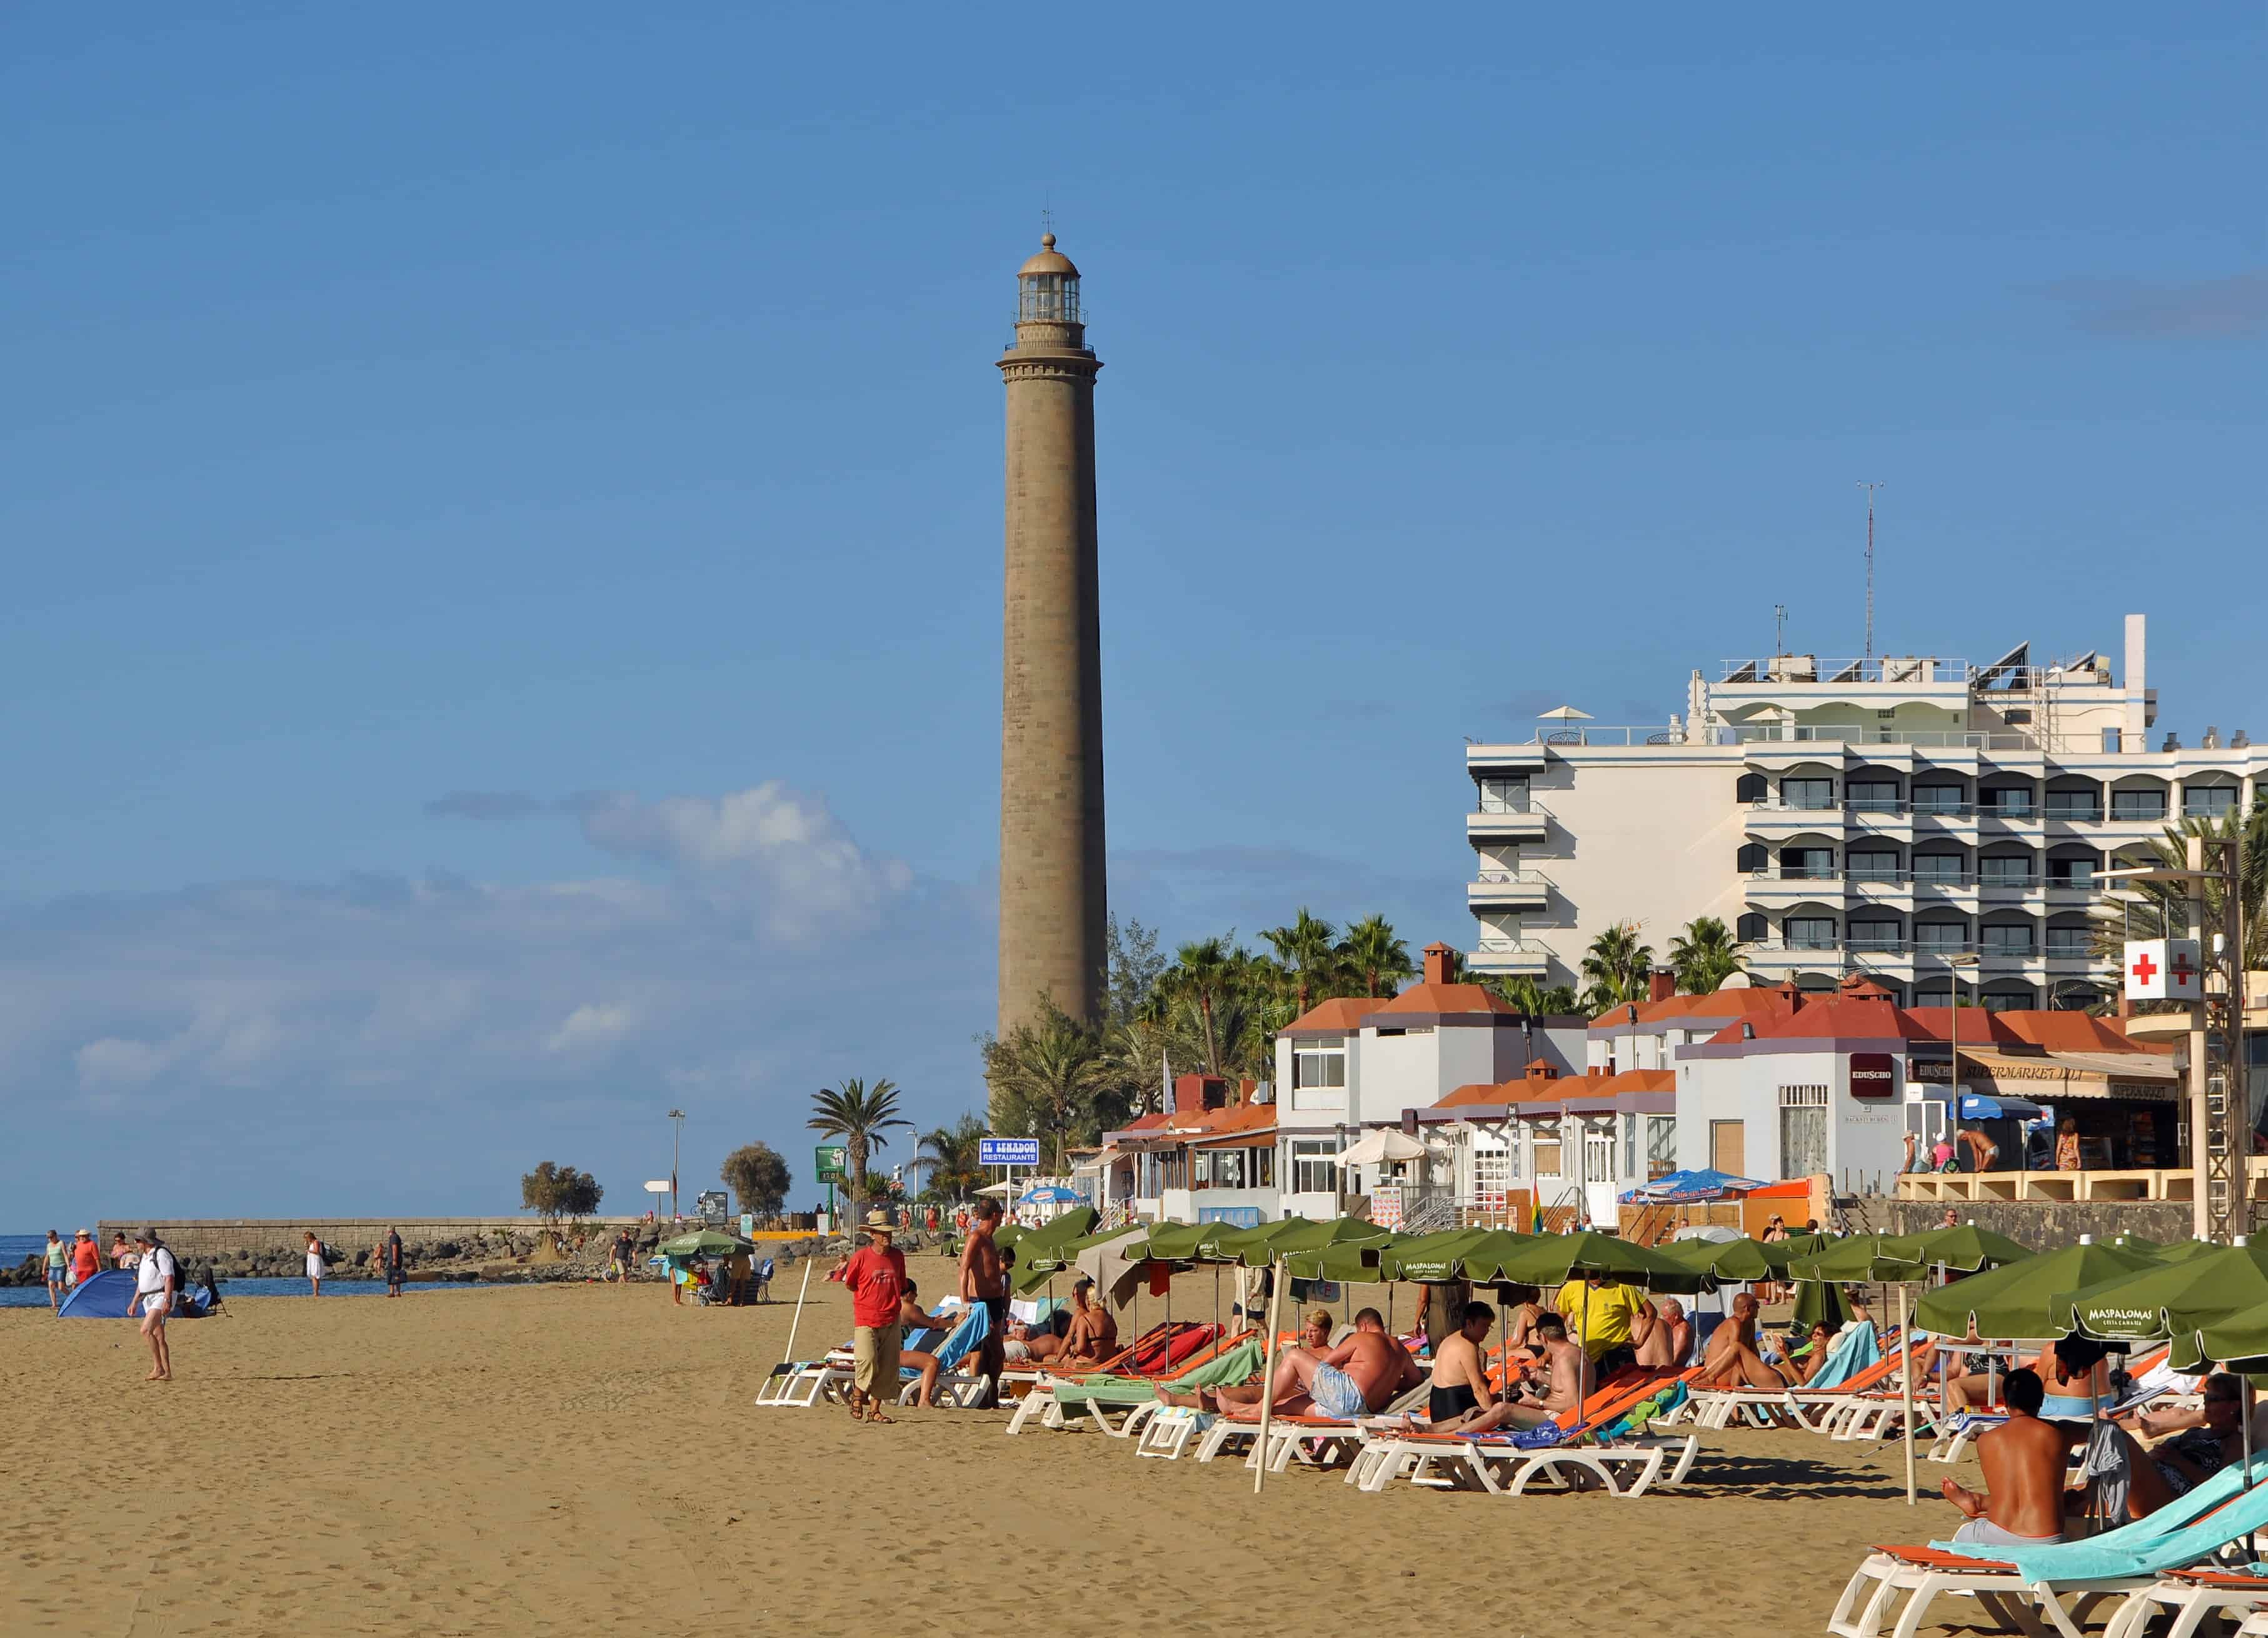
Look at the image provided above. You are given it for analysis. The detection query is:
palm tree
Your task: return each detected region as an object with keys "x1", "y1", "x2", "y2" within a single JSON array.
[
  {"x1": 915, "y1": 1113, "x2": 988, "y2": 1203},
  {"x1": 1262, "y1": 908, "x2": 1339, "y2": 1017},
  {"x1": 1668, "y1": 915, "x2": 1745, "y2": 995},
  {"x1": 2093, "y1": 803, "x2": 2268, "y2": 993},
  {"x1": 1342, "y1": 913, "x2": 1414, "y2": 998},
  {"x1": 981, "y1": 1002, "x2": 1113, "y2": 1169},
  {"x1": 808, "y1": 1077, "x2": 911, "y2": 1223},
  {"x1": 1167, "y1": 937, "x2": 1235, "y2": 1075},
  {"x1": 1580, "y1": 921, "x2": 1654, "y2": 1009}
]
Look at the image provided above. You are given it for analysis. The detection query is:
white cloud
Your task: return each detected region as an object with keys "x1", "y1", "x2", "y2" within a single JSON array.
[{"x1": 546, "y1": 1001, "x2": 640, "y2": 1055}]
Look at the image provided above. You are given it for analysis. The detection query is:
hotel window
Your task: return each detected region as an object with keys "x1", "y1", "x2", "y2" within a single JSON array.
[
  {"x1": 1848, "y1": 850, "x2": 1901, "y2": 882},
  {"x1": 1848, "y1": 919, "x2": 1902, "y2": 951},
  {"x1": 1785, "y1": 847, "x2": 1835, "y2": 878},
  {"x1": 1782, "y1": 778, "x2": 1835, "y2": 811},
  {"x1": 1912, "y1": 852, "x2": 1966, "y2": 885},
  {"x1": 1912, "y1": 784, "x2": 1967, "y2": 815},
  {"x1": 1470, "y1": 1145, "x2": 1510, "y2": 1205},
  {"x1": 1531, "y1": 1134, "x2": 1563, "y2": 1176},
  {"x1": 1848, "y1": 780, "x2": 1902, "y2": 813},
  {"x1": 1982, "y1": 786, "x2": 2035, "y2": 816},
  {"x1": 1645, "y1": 1115, "x2": 1679, "y2": 1178},
  {"x1": 1779, "y1": 1084, "x2": 1830, "y2": 1180},
  {"x1": 1477, "y1": 776, "x2": 1530, "y2": 813},
  {"x1": 1786, "y1": 916, "x2": 1838, "y2": 950},
  {"x1": 2185, "y1": 786, "x2": 2238, "y2": 818},
  {"x1": 1290, "y1": 1047, "x2": 1345, "y2": 1108},
  {"x1": 1290, "y1": 1140, "x2": 1340, "y2": 1196},
  {"x1": 2047, "y1": 857, "x2": 2095, "y2": 888},
  {"x1": 1981, "y1": 923, "x2": 2035, "y2": 955},
  {"x1": 1979, "y1": 855, "x2": 2034, "y2": 886},
  {"x1": 2044, "y1": 790, "x2": 2102, "y2": 820},
  {"x1": 1915, "y1": 922, "x2": 1969, "y2": 953},
  {"x1": 2045, "y1": 927, "x2": 2093, "y2": 956},
  {"x1": 2112, "y1": 789, "x2": 2167, "y2": 820},
  {"x1": 1622, "y1": 1112, "x2": 1638, "y2": 1178},
  {"x1": 1195, "y1": 1149, "x2": 1246, "y2": 1190}
]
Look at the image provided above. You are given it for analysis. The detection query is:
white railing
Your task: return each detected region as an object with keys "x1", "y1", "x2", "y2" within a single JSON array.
[
  {"x1": 1721, "y1": 657, "x2": 1973, "y2": 684},
  {"x1": 1472, "y1": 938, "x2": 1551, "y2": 955},
  {"x1": 1470, "y1": 800, "x2": 1553, "y2": 819},
  {"x1": 1472, "y1": 870, "x2": 1552, "y2": 887}
]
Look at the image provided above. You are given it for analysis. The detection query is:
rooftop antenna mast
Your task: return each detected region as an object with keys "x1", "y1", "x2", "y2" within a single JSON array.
[
  {"x1": 1857, "y1": 481, "x2": 1884, "y2": 658},
  {"x1": 1774, "y1": 603, "x2": 1788, "y2": 656}
]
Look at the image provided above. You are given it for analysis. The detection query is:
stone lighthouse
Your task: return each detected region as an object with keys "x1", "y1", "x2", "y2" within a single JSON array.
[{"x1": 997, "y1": 233, "x2": 1106, "y2": 1033}]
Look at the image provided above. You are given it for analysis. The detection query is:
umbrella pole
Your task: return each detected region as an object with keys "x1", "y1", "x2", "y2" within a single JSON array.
[
  {"x1": 1253, "y1": 1255, "x2": 1285, "y2": 1495},
  {"x1": 1213, "y1": 1264, "x2": 1221, "y2": 1337},
  {"x1": 1899, "y1": 1282, "x2": 1915, "y2": 1506},
  {"x1": 779, "y1": 1255, "x2": 815, "y2": 1374}
]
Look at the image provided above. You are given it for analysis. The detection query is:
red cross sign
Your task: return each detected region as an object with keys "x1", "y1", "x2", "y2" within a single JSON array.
[
  {"x1": 2131, "y1": 951, "x2": 2157, "y2": 987},
  {"x1": 2126, "y1": 938, "x2": 2202, "y2": 1002},
  {"x1": 2170, "y1": 952, "x2": 2197, "y2": 988}
]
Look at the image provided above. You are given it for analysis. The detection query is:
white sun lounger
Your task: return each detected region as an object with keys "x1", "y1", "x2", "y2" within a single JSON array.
[{"x1": 1348, "y1": 1426, "x2": 1700, "y2": 1497}]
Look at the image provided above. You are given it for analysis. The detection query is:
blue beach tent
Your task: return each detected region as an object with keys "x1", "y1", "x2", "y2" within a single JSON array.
[{"x1": 56, "y1": 1269, "x2": 138, "y2": 1318}]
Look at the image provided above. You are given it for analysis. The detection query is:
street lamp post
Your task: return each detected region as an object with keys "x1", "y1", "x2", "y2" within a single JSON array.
[{"x1": 667, "y1": 1108, "x2": 686, "y2": 1220}]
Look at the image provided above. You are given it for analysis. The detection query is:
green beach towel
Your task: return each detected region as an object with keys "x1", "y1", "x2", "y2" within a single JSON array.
[{"x1": 1048, "y1": 1340, "x2": 1265, "y2": 1410}]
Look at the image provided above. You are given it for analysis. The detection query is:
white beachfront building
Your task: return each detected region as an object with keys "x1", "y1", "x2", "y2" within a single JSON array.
[{"x1": 1462, "y1": 613, "x2": 2263, "y2": 1011}]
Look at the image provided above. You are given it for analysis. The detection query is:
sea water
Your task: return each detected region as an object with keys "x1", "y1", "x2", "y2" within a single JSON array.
[{"x1": 0, "y1": 1233, "x2": 498, "y2": 1308}]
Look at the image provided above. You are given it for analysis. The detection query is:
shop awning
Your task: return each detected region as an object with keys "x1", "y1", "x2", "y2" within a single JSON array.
[{"x1": 1942, "y1": 1045, "x2": 2179, "y2": 1103}]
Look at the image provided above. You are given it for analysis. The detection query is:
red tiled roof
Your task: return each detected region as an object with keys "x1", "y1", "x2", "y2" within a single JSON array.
[
  {"x1": 1373, "y1": 981, "x2": 1517, "y2": 1018},
  {"x1": 1435, "y1": 1083, "x2": 1508, "y2": 1109},
  {"x1": 1120, "y1": 1111, "x2": 1170, "y2": 1133},
  {"x1": 1704, "y1": 1001, "x2": 2162, "y2": 1053},
  {"x1": 1589, "y1": 985, "x2": 1789, "y2": 1030},
  {"x1": 1159, "y1": 1101, "x2": 1277, "y2": 1142},
  {"x1": 1280, "y1": 996, "x2": 1370, "y2": 1035}
]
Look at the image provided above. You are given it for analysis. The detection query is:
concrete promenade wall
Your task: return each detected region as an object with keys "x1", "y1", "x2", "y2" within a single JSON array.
[{"x1": 1879, "y1": 1199, "x2": 2196, "y2": 1248}]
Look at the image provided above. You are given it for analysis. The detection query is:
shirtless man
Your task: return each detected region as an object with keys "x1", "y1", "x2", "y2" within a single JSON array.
[
  {"x1": 1423, "y1": 1302, "x2": 1499, "y2": 1427},
  {"x1": 1167, "y1": 1309, "x2": 1336, "y2": 1410},
  {"x1": 1633, "y1": 1297, "x2": 1692, "y2": 1369},
  {"x1": 1218, "y1": 1309, "x2": 1422, "y2": 1421},
  {"x1": 957, "y1": 1198, "x2": 1008, "y2": 1407},
  {"x1": 1939, "y1": 1369, "x2": 2073, "y2": 1545},
  {"x1": 1698, "y1": 1292, "x2": 1787, "y2": 1390},
  {"x1": 1404, "y1": 1313, "x2": 1588, "y2": 1435}
]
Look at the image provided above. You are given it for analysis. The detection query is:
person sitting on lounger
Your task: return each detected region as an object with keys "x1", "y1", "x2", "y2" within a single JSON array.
[
  {"x1": 1056, "y1": 1278, "x2": 1118, "y2": 1366},
  {"x1": 1162, "y1": 1309, "x2": 1336, "y2": 1413},
  {"x1": 1939, "y1": 1368, "x2": 2072, "y2": 1546},
  {"x1": 895, "y1": 1281, "x2": 958, "y2": 1407},
  {"x1": 1633, "y1": 1297, "x2": 1690, "y2": 1369},
  {"x1": 1203, "y1": 1308, "x2": 1421, "y2": 1421},
  {"x1": 1784, "y1": 1320, "x2": 1837, "y2": 1386},
  {"x1": 1697, "y1": 1292, "x2": 1787, "y2": 1390},
  {"x1": 1424, "y1": 1300, "x2": 1498, "y2": 1426},
  {"x1": 1398, "y1": 1313, "x2": 1588, "y2": 1436}
]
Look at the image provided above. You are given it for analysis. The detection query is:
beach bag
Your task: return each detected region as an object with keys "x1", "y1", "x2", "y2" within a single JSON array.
[{"x1": 1511, "y1": 1420, "x2": 1568, "y2": 1450}]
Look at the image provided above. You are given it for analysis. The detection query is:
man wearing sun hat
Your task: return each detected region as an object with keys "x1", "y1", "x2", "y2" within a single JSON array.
[{"x1": 840, "y1": 1209, "x2": 907, "y2": 1424}]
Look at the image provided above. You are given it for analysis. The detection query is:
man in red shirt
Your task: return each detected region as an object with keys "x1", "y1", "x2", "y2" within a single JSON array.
[{"x1": 841, "y1": 1210, "x2": 908, "y2": 1424}]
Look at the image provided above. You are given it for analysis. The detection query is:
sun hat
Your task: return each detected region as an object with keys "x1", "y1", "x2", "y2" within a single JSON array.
[
  {"x1": 76, "y1": 1228, "x2": 91, "y2": 1238},
  {"x1": 862, "y1": 1210, "x2": 896, "y2": 1234}
]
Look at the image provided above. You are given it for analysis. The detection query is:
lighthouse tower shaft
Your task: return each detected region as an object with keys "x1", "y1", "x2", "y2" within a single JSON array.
[{"x1": 997, "y1": 235, "x2": 1106, "y2": 1033}]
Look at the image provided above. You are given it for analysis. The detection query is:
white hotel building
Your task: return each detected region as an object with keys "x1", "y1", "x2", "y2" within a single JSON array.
[{"x1": 1464, "y1": 614, "x2": 2262, "y2": 1010}]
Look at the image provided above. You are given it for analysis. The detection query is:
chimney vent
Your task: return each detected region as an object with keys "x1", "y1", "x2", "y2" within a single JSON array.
[
  {"x1": 1422, "y1": 942, "x2": 1455, "y2": 986},
  {"x1": 1648, "y1": 970, "x2": 1675, "y2": 1003}
]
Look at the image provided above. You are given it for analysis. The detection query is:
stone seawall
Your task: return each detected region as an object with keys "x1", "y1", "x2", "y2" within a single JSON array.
[
  {"x1": 94, "y1": 1218, "x2": 647, "y2": 1262},
  {"x1": 1879, "y1": 1199, "x2": 2197, "y2": 1247}
]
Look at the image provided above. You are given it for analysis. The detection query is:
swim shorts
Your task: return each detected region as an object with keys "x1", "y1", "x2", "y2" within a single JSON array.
[
  {"x1": 1951, "y1": 1517, "x2": 2063, "y2": 1546},
  {"x1": 1310, "y1": 1363, "x2": 1366, "y2": 1420}
]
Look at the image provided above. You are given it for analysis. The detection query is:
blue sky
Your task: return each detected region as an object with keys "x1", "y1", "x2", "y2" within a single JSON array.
[{"x1": 3, "y1": 6, "x2": 2260, "y2": 1225}]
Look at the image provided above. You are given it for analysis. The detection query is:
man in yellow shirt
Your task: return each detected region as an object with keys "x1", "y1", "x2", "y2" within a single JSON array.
[{"x1": 1555, "y1": 1274, "x2": 1647, "y2": 1377}]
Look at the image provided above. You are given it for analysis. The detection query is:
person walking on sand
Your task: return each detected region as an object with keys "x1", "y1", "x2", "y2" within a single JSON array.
[
  {"x1": 379, "y1": 1226, "x2": 406, "y2": 1298},
  {"x1": 69, "y1": 1228, "x2": 101, "y2": 1289},
  {"x1": 43, "y1": 1230, "x2": 68, "y2": 1312},
  {"x1": 304, "y1": 1232, "x2": 328, "y2": 1297},
  {"x1": 126, "y1": 1228, "x2": 178, "y2": 1381},
  {"x1": 958, "y1": 1198, "x2": 1008, "y2": 1408},
  {"x1": 840, "y1": 1211, "x2": 908, "y2": 1424}
]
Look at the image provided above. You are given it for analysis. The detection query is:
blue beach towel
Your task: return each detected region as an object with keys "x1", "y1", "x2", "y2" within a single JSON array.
[
  {"x1": 926, "y1": 1302, "x2": 991, "y2": 1374},
  {"x1": 1808, "y1": 1323, "x2": 1881, "y2": 1389}
]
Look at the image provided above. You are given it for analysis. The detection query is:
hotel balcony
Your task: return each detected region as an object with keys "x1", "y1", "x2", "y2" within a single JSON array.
[
  {"x1": 1466, "y1": 803, "x2": 1551, "y2": 843},
  {"x1": 1467, "y1": 871, "x2": 1552, "y2": 910},
  {"x1": 1467, "y1": 938, "x2": 1551, "y2": 976}
]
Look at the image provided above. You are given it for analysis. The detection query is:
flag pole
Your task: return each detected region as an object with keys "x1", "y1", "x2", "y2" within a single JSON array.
[{"x1": 1253, "y1": 1255, "x2": 1285, "y2": 1495}]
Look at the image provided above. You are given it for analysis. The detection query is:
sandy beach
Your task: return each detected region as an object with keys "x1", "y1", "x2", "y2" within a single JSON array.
[{"x1": 6, "y1": 1257, "x2": 1955, "y2": 1636}]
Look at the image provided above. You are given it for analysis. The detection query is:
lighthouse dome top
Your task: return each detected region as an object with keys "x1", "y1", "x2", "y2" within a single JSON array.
[{"x1": 1018, "y1": 233, "x2": 1079, "y2": 278}]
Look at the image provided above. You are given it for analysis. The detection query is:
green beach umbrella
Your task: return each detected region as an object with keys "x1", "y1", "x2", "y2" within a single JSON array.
[
  {"x1": 1658, "y1": 1237, "x2": 1774, "y2": 1284},
  {"x1": 2154, "y1": 1238, "x2": 2224, "y2": 1265},
  {"x1": 1010, "y1": 1223, "x2": 1143, "y2": 1295},
  {"x1": 1120, "y1": 1220, "x2": 1225, "y2": 1263},
  {"x1": 657, "y1": 1228, "x2": 748, "y2": 1257},
  {"x1": 1899, "y1": 1223, "x2": 2037, "y2": 1275},
  {"x1": 1792, "y1": 1276, "x2": 1854, "y2": 1334},
  {"x1": 2102, "y1": 1231, "x2": 2164, "y2": 1258},
  {"x1": 1789, "y1": 1232, "x2": 1930, "y2": 1284},
  {"x1": 1756, "y1": 1232, "x2": 1833, "y2": 1270},
  {"x1": 1915, "y1": 1239, "x2": 2157, "y2": 1340},
  {"x1": 2193, "y1": 1295, "x2": 2268, "y2": 1373},
  {"x1": 1492, "y1": 1229, "x2": 1709, "y2": 1294},
  {"x1": 1378, "y1": 1226, "x2": 1508, "y2": 1283},
  {"x1": 2059, "y1": 1242, "x2": 2268, "y2": 1370},
  {"x1": 1279, "y1": 1230, "x2": 1412, "y2": 1284},
  {"x1": 1013, "y1": 1206, "x2": 1098, "y2": 1255}
]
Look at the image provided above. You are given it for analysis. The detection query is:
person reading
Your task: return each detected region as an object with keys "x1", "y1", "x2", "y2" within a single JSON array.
[
  {"x1": 1057, "y1": 1278, "x2": 1118, "y2": 1365},
  {"x1": 895, "y1": 1280, "x2": 957, "y2": 1408},
  {"x1": 1785, "y1": 1320, "x2": 1839, "y2": 1387},
  {"x1": 1697, "y1": 1292, "x2": 1787, "y2": 1390},
  {"x1": 1939, "y1": 1368, "x2": 2072, "y2": 1545}
]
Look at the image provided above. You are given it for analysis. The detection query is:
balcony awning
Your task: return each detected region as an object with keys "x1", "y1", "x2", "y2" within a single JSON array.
[{"x1": 1187, "y1": 1129, "x2": 1277, "y2": 1150}]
